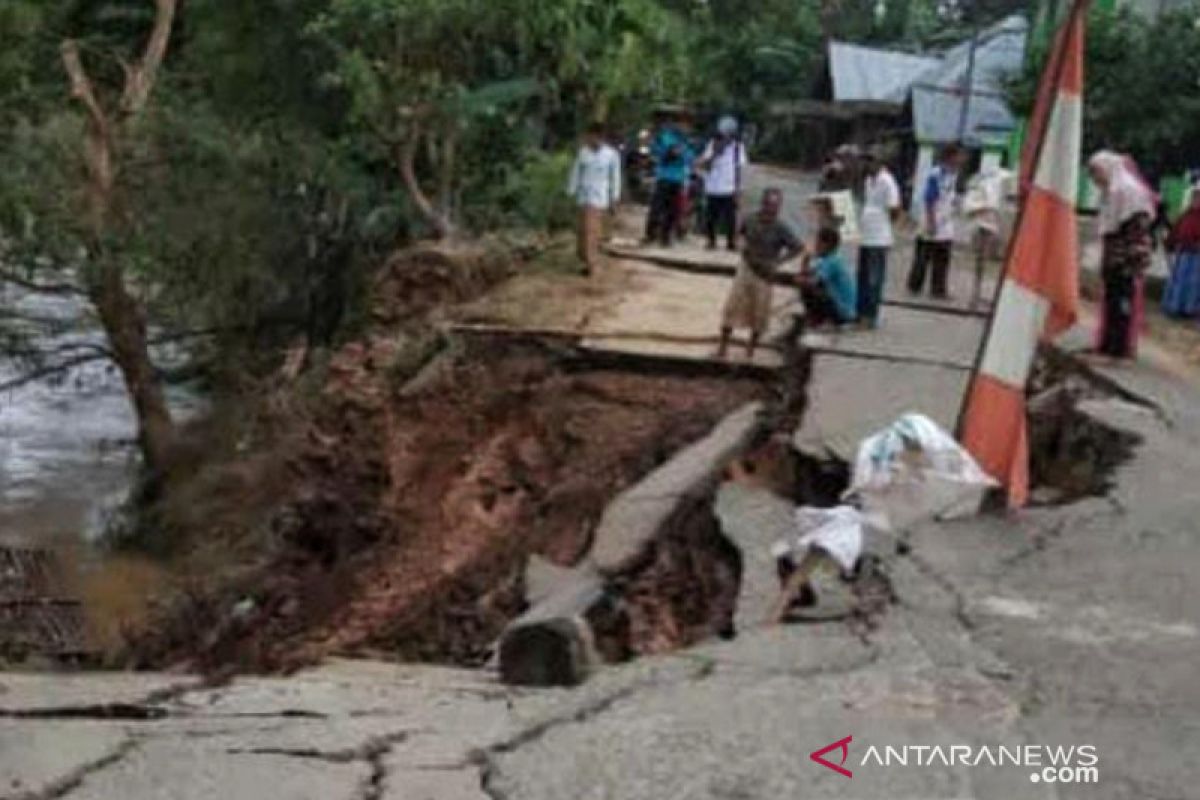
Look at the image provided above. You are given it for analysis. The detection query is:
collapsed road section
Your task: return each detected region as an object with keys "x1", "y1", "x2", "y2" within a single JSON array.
[{"x1": 123, "y1": 330, "x2": 794, "y2": 676}]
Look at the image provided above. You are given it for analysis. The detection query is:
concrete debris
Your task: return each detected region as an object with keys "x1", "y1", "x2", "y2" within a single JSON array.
[
  {"x1": 498, "y1": 574, "x2": 606, "y2": 687},
  {"x1": 587, "y1": 402, "x2": 766, "y2": 575},
  {"x1": 499, "y1": 402, "x2": 764, "y2": 686}
]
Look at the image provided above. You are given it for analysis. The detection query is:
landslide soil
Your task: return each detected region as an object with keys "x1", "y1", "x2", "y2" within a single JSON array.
[{"x1": 124, "y1": 242, "x2": 767, "y2": 674}]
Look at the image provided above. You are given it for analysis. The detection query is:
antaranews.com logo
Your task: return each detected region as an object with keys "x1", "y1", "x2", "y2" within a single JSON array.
[{"x1": 811, "y1": 736, "x2": 1100, "y2": 786}]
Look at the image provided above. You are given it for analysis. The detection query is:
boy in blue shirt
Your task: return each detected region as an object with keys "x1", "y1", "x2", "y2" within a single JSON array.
[{"x1": 798, "y1": 227, "x2": 857, "y2": 328}]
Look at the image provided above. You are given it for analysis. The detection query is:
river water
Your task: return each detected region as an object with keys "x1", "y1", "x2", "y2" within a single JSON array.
[
  {"x1": 0, "y1": 286, "x2": 199, "y2": 551},
  {"x1": 1, "y1": 285, "x2": 207, "y2": 655}
]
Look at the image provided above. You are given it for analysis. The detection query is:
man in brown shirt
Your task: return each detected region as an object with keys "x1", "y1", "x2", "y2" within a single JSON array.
[{"x1": 718, "y1": 188, "x2": 804, "y2": 359}]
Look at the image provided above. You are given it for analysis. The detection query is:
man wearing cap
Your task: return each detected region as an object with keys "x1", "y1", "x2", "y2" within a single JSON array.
[
  {"x1": 698, "y1": 116, "x2": 749, "y2": 251},
  {"x1": 857, "y1": 149, "x2": 902, "y2": 327}
]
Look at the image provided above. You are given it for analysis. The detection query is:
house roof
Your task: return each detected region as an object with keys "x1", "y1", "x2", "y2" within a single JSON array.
[
  {"x1": 827, "y1": 41, "x2": 940, "y2": 105},
  {"x1": 910, "y1": 14, "x2": 1030, "y2": 145}
]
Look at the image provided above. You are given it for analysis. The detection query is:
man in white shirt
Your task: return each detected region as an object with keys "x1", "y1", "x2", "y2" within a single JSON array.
[
  {"x1": 697, "y1": 116, "x2": 748, "y2": 251},
  {"x1": 857, "y1": 149, "x2": 902, "y2": 326},
  {"x1": 964, "y1": 166, "x2": 1009, "y2": 308},
  {"x1": 907, "y1": 143, "x2": 964, "y2": 297},
  {"x1": 567, "y1": 123, "x2": 622, "y2": 275},
  {"x1": 907, "y1": 143, "x2": 965, "y2": 299}
]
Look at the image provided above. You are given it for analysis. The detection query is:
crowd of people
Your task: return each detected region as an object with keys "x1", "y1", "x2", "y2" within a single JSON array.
[{"x1": 566, "y1": 108, "x2": 1200, "y2": 364}]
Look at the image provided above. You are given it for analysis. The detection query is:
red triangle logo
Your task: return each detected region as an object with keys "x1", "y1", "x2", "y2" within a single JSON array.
[{"x1": 810, "y1": 735, "x2": 853, "y2": 778}]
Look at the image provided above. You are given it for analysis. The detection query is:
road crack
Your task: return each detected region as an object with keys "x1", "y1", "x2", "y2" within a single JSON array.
[
  {"x1": 224, "y1": 731, "x2": 408, "y2": 800},
  {"x1": 472, "y1": 663, "x2": 710, "y2": 799},
  {"x1": 4, "y1": 739, "x2": 139, "y2": 800},
  {"x1": 0, "y1": 704, "x2": 167, "y2": 721}
]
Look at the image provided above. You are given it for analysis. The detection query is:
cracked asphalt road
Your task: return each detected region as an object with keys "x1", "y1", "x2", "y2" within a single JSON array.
[{"x1": 3, "y1": 177, "x2": 1198, "y2": 799}]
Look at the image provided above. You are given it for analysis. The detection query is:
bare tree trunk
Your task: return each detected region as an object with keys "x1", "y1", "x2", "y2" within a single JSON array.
[
  {"x1": 397, "y1": 124, "x2": 456, "y2": 240},
  {"x1": 91, "y1": 258, "x2": 175, "y2": 473},
  {"x1": 60, "y1": 0, "x2": 179, "y2": 476}
]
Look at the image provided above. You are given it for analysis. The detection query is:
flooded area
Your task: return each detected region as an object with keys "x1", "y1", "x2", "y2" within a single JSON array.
[
  {"x1": 1, "y1": 289, "x2": 139, "y2": 549},
  {"x1": 1, "y1": 285, "x2": 200, "y2": 662}
]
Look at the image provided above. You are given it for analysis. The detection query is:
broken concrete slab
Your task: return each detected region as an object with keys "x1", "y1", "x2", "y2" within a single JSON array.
[
  {"x1": 581, "y1": 260, "x2": 794, "y2": 369},
  {"x1": 482, "y1": 659, "x2": 1034, "y2": 800},
  {"x1": 588, "y1": 402, "x2": 765, "y2": 575},
  {"x1": 498, "y1": 573, "x2": 605, "y2": 687},
  {"x1": 713, "y1": 482, "x2": 796, "y2": 630},
  {"x1": 495, "y1": 402, "x2": 766, "y2": 685},
  {"x1": 67, "y1": 738, "x2": 371, "y2": 800},
  {"x1": 795, "y1": 356, "x2": 970, "y2": 463},
  {"x1": 802, "y1": 306, "x2": 984, "y2": 369},
  {"x1": 165, "y1": 660, "x2": 510, "y2": 725},
  {"x1": 0, "y1": 721, "x2": 131, "y2": 799},
  {"x1": 382, "y1": 765, "x2": 488, "y2": 800},
  {"x1": 604, "y1": 240, "x2": 745, "y2": 277},
  {"x1": 0, "y1": 671, "x2": 198, "y2": 714},
  {"x1": 523, "y1": 555, "x2": 582, "y2": 607}
]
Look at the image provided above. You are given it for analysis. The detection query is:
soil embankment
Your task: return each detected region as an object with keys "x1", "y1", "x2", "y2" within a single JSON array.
[{"x1": 122, "y1": 240, "x2": 774, "y2": 675}]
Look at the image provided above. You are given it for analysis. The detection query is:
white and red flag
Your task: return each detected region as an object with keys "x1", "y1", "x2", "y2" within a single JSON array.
[{"x1": 958, "y1": 0, "x2": 1089, "y2": 507}]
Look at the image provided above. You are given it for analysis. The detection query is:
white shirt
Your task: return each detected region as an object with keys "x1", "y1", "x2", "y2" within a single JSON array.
[
  {"x1": 964, "y1": 169, "x2": 1008, "y2": 234},
  {"x1": 700, "y1": 139, "x2": 748, "y2": 197},
  {"x1": 860, "y1": 168, "x2": 901, "y2": 248},
  {"x1": 567, "y1": 144, "x2": 621, "y2": 209},
  {"x1": 922, "y1": 165, "x2": 958, "y2": 242}
]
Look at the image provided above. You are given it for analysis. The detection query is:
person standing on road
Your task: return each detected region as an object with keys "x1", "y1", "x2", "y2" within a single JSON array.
[
  {"x1": 819, "y1": 150, "x2": 849, "y2": 193},
  {"x1": 856, "y1": 149, "x2": 901, "y2": 326},
  {"x1": 698, "y1": 116, "x2": 749, "y2": 251},
  {"x1": 963, "y1": 165, "x2": 1009, "y2": 310},
  {"x1": 907, "y1": 144, "x2": 965, "y2": 299},
  {"x1": 567, "y1": 123, "x2": 622, "y2": 276},
  {"x1": 1088, "y1": 150, "x2": 1156, "y2": 359},
  {"x1": 1163, "y1": 184, "x2": 1200, "y2": 318},
  {"x1": 643, "y1": 109, "x2": 693, "y2": 247},
  {"x1": 718, "y1": 188, "x2": 804, "y2": 360}
]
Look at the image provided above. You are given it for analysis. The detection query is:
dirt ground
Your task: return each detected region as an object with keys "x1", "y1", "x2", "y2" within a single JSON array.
[{"x1": 120, "y1": 241, "x2": 770, "y2": 675}]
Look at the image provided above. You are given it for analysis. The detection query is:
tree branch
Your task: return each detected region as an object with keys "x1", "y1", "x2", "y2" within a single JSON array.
[
  {"x1": 60, "y1": 40, "x2": 110, "y2": 139},
  {"x1": 119, "y1": 0, "x2": 178, "y2": 117},
  {"x1": 0, "y1": 267, "x2": 86, "y2": 296},
  {"x1": 396, "y1": 121, "x2": 454, "y2": 239},
  {"x1": 0, "y1": 352, "x2": 111, "y2": 394}
]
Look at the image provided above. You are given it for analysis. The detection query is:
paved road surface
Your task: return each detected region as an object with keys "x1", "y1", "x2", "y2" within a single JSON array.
[{"x1": 3, "y1": 167, "x2": 1198, "y2": 800}]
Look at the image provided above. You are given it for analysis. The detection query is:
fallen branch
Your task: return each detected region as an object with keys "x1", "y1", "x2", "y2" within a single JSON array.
[
  {"x1": 0, "y1": 267, "x2": 86, "y2": 296},
  {"x1": 4, "y1": 340, "x2": 113, "y2": 362},
  {"x1": 0, "y1": 352, "x2": 112, "y2": 393}
]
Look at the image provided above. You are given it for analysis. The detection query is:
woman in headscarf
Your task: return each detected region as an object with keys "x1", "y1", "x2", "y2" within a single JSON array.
[
  {"x1": 1163, "y1": 184, "x2": 1200, "y2": 318},
  {"x1": 1087, "y1": 151, "x2": 1157, "y2": 359}
]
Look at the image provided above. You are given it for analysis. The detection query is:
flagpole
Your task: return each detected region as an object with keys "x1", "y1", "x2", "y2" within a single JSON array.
[{"x1": 953, "y1": 0, "x2": 1091, "y2": 440}]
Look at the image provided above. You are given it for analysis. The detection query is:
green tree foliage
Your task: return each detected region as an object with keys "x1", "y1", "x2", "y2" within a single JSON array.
[
  {"x1": 307, "y1": 0, "x2": 698, "y2": 236},
  {"x1": 1011, "y1": 5, "x2": 1200, "y2": 178},
  {"x1": 21, "y1": 0, "x2": 1194, "y2": 479}
]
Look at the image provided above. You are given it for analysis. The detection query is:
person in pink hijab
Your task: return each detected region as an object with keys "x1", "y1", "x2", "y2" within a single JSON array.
[{"x1": 1087, "y1": 151, "x2": 1157, "y2": 359}]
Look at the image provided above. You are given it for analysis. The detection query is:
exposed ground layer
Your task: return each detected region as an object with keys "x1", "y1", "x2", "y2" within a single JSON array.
[{"x1": 126, "y1": 337, "x2": 766, "y2": 673}]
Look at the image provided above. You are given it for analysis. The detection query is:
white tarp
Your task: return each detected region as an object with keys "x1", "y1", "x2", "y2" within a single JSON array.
[
  {"x1": 772, "y1": 505, "x2": 865, "y2": 575},
  {"x1": 846, "y1": 412, "x2": 998, "y2": 529}
]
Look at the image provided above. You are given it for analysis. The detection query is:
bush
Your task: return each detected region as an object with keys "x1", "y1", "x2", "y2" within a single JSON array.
[
  {"x1": 508, "y1": 150, "x2": 578, "y2": 231},
  {"x1": 465, "y1": 149, "x2": 577, "y2": 233}
]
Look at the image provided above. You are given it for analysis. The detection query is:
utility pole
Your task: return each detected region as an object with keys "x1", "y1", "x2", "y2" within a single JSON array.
[{"x1": 956, "y1": 25, "x2": 980, "y2": 143}]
